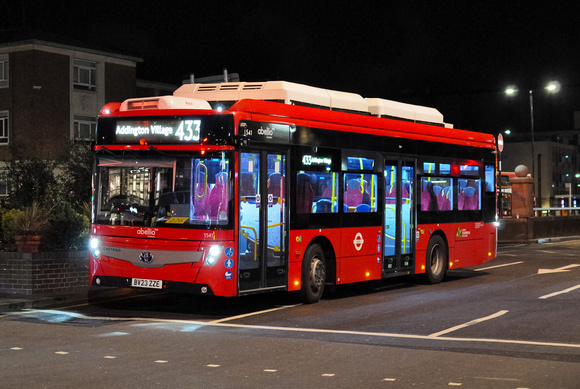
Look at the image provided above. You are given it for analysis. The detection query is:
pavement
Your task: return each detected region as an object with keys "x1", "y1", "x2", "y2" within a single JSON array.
[
  {"x1": 0, "y1": 286, "x2": 134, "y2": 314},
  {"x1": 2, "y1": 235, "x2": 579, "y2": 313}
]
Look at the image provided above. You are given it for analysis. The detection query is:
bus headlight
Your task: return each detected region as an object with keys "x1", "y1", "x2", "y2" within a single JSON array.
[
  {"x1": 90, "y1": 238, "x2": 100, "y2": 258},
  {"x1": 205, "y1": 245, "x2": 222, "y2": 266}
]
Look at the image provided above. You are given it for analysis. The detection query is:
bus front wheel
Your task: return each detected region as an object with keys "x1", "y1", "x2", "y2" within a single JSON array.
[
  {"x1": 301, "y1": 244, "x2": 326, "y2": 304},
  {"x1": 424, "y1": 235, "x2": 447, "y2": 284}
]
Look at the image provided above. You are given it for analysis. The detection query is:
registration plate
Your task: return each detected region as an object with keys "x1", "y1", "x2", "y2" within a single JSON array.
[{"x1": 131, "y1": 278, "x2": 163, "y2": 289}]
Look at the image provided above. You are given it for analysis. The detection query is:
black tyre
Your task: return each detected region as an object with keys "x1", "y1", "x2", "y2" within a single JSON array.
[
  {"x1": 424, "y1": 235, "x2": 447, "y2": 284},
  {"x1": 301, "y1": 244, "x2": 326, "y2": 303}
]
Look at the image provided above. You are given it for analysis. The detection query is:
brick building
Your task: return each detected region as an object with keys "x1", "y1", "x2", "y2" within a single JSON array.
[{"x1": 0, "y1": 35, "x2": 143, "y2": 196}]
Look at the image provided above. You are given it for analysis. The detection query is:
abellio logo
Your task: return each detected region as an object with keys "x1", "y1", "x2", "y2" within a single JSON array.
[{"x1": 136, "y1": 228, "x2": 157, "y2": 237}]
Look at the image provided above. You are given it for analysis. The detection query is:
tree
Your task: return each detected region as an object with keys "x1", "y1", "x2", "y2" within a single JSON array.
[
  {"x1": 58, "y1": 141, "x2": 92, "y2": 212},
  {"x1": 2, "y1": 143, "x2": 58, "y2": 209}
]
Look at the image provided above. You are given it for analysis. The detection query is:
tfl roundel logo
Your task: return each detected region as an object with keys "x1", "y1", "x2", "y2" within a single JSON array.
[{"x1": 353, "y1": 233, "x2": 364, "y2": 251}]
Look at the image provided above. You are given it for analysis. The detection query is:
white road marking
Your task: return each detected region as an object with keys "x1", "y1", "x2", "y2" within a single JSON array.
[
  {"x1": 537, "y1": 264, "x2": 580, "y2": 275},
  {"x1": 382, "y1": 378, "x2": 396, "y2": 382},
  {"x1": 429, "y1": 310, "x2": 509, "y2": 337},
  {"x1": 321, "y1": 373, "x2": 335, "y2": 377},
  {"x1": 104, "y1": 356, "x2": 117, "y2": 359},
  {"x1": 10, "y1": 309, "x2": 580, "y2": 350},
  {"x1": 210, "y1": 304, "x2": 300, "y2": 323},
  {"x1": 264, "y1": 369, "x2": 277, "y2": 373},
  {"x1": 206, "y1": 364, "x2": 220, "y2": 368},
  {"x1": 10, "y1": 347, "x2": 23, "y2": 350},
  {"x1": 539, "y1": 284, "x2": 580, "y2": 299},
  {"x1": 155, "y1": 360, "x2": 168, "y2": 363},
  {"x1": 448, "y1": 383, "x2": 462, "y2": 386},
  {"x1": 55, "y1": 351, "x2": 69, "y2": 355},
  {"x1": 474, "y1": 262, "x2": 523, "y2": 271}
]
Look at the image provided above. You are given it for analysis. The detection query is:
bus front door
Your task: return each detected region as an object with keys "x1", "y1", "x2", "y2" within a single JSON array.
[
  {"x1": 384, "y1": 160, "x2": 415, "y2": 274},
  {"x1": 238, "y1": 152, "x2": 287, "y2": 293}
]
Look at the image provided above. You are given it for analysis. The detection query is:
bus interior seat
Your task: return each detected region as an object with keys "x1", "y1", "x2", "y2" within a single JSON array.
[
  {"x1": 356, "y1": 203, "x2": 371, "y2": 213},
  {"x1": 315, "y1": 199, "x2": 333, "y2": 213},
  {"x1": 297, "y1": 173, "x2": 314, "y2": 213},
  {"x1": 241, "y1": 172, "x2": 255, "y2": 197}
]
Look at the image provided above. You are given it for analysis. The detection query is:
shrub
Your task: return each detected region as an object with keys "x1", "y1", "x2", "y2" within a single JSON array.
[
  {"x1": 2, "y1": 208, "x2": 24, "y2": 244},
  {"x1": 41, "y1": 202, "x2": 89, "y2": 251}
]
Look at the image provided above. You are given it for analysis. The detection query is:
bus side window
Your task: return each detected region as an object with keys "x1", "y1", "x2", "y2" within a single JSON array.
[
  {"x1": 297, "y1": 171, "x2": 339, "y2": 213},
  {"x1": 421, "y1": 177, "x2": 452, "y2": 211},
  {"x1": 344, "y1": 173, "x2": 377, "y2": 213},
  {"x1": 458, "y1": 179, "x2": 481, "y2": 210}
]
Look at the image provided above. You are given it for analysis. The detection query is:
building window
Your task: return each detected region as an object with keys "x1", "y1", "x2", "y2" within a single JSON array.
[
  {"x1": 0, "y1": 111, "x2": 8, "y2": 144},
  {"x1": 0, "y1": 54, "x2": 8, "y2": 88},
  {"x1": 74, "y1": 116, "x2": 96, "y2": 140},
  {"x1": 73, "y1": 59, "x2": 96, "y2": 91},
  {"x1": 0, "y1": 168, "x2": 7, "y2": 197}
]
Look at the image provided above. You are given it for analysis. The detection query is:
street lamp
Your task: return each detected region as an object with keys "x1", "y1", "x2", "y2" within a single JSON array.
[{"x1": 504, "y1": 81, "x2": 560, "y2": 203}]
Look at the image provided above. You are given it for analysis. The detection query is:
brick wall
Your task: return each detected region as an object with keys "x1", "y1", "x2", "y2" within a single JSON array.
[{"x1": 0, "y1": 251, "x2": 88, "y2": 295}]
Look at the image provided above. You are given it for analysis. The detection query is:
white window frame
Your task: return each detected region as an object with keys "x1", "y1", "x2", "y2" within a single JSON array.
[
  {"x1": 0, "y1": 54, "x2": 8, "y2": 88},
  {"x1": 73, "y1": 59, "x2": 96, "y2": 91},
  {"x1": 0, "y1": 111, "x2": 8, "y2": 145},
  {"x1": 73, "y1": 116, "x2": 96, "y2": 141}
]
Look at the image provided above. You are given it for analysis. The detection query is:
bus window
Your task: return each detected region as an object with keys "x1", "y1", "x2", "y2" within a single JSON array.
[
  {"x1": 420, "y1": 177, "x2": 453, "y2": 211},
  {"x1": 460, "y1": 164, "x2": 479, "y2": 176},
  {"x1": 347, "y1": 156, "x2": 374, "y2": 170},
  {"x1": 440, "y1": 163, "x2": 451, "y2": 175},
  {"x1": 423, "y1": 162, "x2": 436, "y2": 174},
  {"x1": 458, "y1": 178, "x2": 481, "y2": 210},
  {"x1": 296, "y1": 171, "x2": 338, "y2": 213},
  {"x1": 344, "y1": 173, "x2": 377, "y2": 212},
  {"x1": 485, "y1": 165, "x2": 495, "y2": 192}
]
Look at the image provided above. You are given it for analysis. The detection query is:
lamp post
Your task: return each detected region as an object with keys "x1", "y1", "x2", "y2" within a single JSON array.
[{"x1": 505, "y1": 81, "x2": 560, "y2": 205}]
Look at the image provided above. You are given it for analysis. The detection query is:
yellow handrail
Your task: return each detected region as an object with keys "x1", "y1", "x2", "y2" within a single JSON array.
[{"x1": 240, "y1": 225, "x2": 258, "y2": 261}]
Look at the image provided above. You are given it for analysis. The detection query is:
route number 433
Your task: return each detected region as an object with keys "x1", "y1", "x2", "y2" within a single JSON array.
[{"x1": 175, "y1": 120, "x2": 201, "y2": 142}]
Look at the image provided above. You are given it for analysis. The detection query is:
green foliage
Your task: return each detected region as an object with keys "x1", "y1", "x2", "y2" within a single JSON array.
[
  {"x1": 1, "y1": 142, "x2": 93, "y2": 251},
  {"x1": 1, "y1": 203, "x2": 48, "y2": 245},
  {"x1": 58, "y1": 142, "x2": 93, "y2": 212},
  {"x1": 2, "y1": 208, "x2": 24, "y2": 244},
  {"x1": 41, "y1": 201, "x2": 89, "y2": 251},
  {"x1": 2, "y1": 144, "x2": 58, "y2": 209}
]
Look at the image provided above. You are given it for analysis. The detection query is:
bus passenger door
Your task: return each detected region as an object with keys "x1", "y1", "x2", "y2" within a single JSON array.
[
  {"x1": 384, "y1": 159, "x2": 415, "y2": 274},
  {"x1": 238, "y1": 152, "x2": 287, "y2": 293}
]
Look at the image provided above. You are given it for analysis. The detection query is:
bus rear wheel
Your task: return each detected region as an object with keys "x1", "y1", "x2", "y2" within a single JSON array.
[
  {"x1": 301, "y1": 244, "x2": 326, "y2": 304},
  {"x1": 424, "y1": 235, "x2": 447, "y2": 284}
]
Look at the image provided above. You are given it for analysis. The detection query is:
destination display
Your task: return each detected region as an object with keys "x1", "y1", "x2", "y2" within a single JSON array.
[{"x1": 114, "y1": 119, "x2": 201, "y2": 143}]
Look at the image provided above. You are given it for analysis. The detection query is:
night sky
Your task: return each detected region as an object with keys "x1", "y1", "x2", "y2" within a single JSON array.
[{"x1": 4, "y1": 1, "x2": 580, "y2": 135}]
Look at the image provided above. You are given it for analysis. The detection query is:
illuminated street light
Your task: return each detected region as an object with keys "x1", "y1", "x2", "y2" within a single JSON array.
[
  {"x1": 505, "y1": 81, "x2": 560, "y2": 202},
  {"x1": 505, "y1": 86, "x2": 518, "y2": 95},
  {"x1": 545, "y1": 81, "x2": 561, "y2": 93}
]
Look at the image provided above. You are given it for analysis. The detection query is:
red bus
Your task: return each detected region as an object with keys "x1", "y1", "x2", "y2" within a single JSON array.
[{"x1": 89, "y1": 81, "x2": 497, "y2": 303}]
